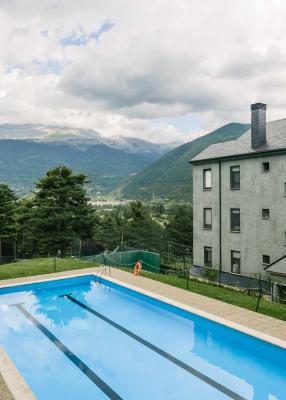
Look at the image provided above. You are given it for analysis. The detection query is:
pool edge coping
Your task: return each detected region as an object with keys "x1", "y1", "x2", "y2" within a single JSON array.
[
  {"x1": 0, "y1": 268, "x2": 286, "y2": 351},
  {"x1": 100, "y1": 273, "x2": 286, "y2": 351},
  {"x1": 0, "y1": 347, "x2": 36, "y2": 400}
]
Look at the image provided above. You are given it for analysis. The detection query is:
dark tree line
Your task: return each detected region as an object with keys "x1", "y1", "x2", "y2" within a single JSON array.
[{"x1": 0, "y1": 166, "x2": 193, "y2": 261}]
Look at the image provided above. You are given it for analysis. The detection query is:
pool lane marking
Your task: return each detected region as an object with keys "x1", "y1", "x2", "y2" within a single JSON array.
[
  {"x1": 12, "y1": 303, "x2": 124, "y2": 400},
  {"x1": 65, "y1": 295, "x2": 246, "y2": 400}
]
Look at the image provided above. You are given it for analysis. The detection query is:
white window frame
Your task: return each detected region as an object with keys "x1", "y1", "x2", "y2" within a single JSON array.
[
  {"x1": 203, "y1": 169, "x2": 212, "y2": 190},
  {"x1": 231, "y1": 250, "x2": 241, "y2": 274},
  {"x1": 230, "y1": 166, "x2": 240, "y2": 190},
  {"x1": 204, "y1": 246, "x2": 212, "y2": 268},
  {"x1": 203, "y1": 208, "x2": 212, "y2": 229},
  {"x1": 230, "y1": 208, "x2": 240, "y2": 232}
]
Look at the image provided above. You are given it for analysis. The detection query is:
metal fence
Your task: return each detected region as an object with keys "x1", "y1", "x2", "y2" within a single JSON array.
[
  {"x1": 81, "y1": 250, "x2": 161, "y2": 273},
  {"x1": 93, "y1": 253, "x2": 286, "y2": 314},
  {"x1": 0, "y1": 252, "x2": 285, "y2": 315},
  {"x1": 189, "y1": 265, "x2": 272, "y2": 291},
  {"x1": 0, "y1": 255, "x2": 16, "y2": 265},
  {"x1": 0, "y1": 250, "x2": 276, "y2": 293}
]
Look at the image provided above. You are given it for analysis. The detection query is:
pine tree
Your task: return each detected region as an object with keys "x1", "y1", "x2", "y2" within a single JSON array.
[
  {"x1": 16, "y1": 198, "x2": 38, "y2": 257},
  {"x1": 123, "y1": 201, "x2": 162, "y2": 250},
  {"x1": 165, "y1": 205, "x2": 193, "y2": 249},
  {"x1": 94, "y1": 212, "x2": 122, "y2": 250},
  {"x1": 0, "y1": 184, "x2": 17, "y2": 261},
  {"x1": 30, "y1": 166, "x2": 95, "y2": 255}
]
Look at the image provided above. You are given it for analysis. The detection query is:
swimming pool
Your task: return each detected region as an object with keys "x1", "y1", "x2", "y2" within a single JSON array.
[{"x1": 0, "y1": 274, "x2": 285, "y2": 400}]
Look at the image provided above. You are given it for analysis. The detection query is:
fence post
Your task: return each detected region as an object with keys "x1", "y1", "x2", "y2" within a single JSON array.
[
  {"x1": 53, "y1": 256, "x2": 57, "y2": 273},
  {"x1": 272, "y1": 281, "x2": 280, "y2": 303},
  {"x1": 185, "y1": 269, "x2": 190, "y2": 290},
  {"x1": 255, "y1": 277, "x2": 262, "y2": 312},
  {"x1": 13, "y1": 241, "x2": 17, "y2": 260},
  {"x1": 168, "y1": 242, "x2": 171, "y2": 262}
]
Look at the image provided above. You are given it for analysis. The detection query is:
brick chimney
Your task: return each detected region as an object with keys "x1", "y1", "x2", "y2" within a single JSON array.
[{"x1": 251, "y1": 103, "x2": 267, "y2": 148}]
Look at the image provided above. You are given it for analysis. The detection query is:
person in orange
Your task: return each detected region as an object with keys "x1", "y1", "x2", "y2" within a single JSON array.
[{"x1": 133, "y1": 260, "x2": 142, "y2": 276}]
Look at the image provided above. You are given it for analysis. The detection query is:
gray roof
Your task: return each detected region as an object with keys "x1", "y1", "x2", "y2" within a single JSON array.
[
  {"x1": 264, "y1": 255, "x2": 286, "y2": 277},
  {"x1": 191, "y1": 118, "x2": 286, "y2": 162}
]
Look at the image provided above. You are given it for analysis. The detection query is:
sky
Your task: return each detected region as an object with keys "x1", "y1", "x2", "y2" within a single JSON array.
[{"x1": 1, "y1": 0, "x2": 286, "y2": 143}]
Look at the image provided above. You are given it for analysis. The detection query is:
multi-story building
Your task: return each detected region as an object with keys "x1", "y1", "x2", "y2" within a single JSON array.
[{"x1": 191, "y1": 103, "x2": 286, "y2": 283}]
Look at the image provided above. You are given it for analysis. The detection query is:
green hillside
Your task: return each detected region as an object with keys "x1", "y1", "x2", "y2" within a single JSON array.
[
  {"x1": 117, "y1": 123, "x2": 250, "y2": 200},
  {"x1": 0, "y1": 140, "x2": 165, "y2": 196}
]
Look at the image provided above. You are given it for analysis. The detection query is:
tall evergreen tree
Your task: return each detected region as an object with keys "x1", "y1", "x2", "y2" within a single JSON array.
[
  {"x1": 0, "y1": 184, "x2": 17, "y2": 261},
  {"x1": 165, "y1": 205, "x2": 193, "y2": 250},
  {"x1": 16, "y1": 198, "x2": 38, "y2": 257},
  {"x1": 123, "y1": 201, "x2": 162, "y2": 250},
  {"x1": 94, "y1": 212, "x2": 122, "y2": 250},
  {"x1": 31, "y1": 166, "x2": 95, "y2": 255}
]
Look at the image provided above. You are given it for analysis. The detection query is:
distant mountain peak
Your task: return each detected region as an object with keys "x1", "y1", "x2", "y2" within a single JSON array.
[
  {"x1": 0, "y1": 123, "x2": 183, "y2": 197},
  {"x1": 0, "y1": 123, "x2": 179, "y2": 154}
]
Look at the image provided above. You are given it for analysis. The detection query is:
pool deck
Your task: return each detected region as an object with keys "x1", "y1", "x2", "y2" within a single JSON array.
[
  {"x1": 1, "y1": 266, "x2": 286, "y2": 398},
  {"x1": 0, "y1": 347, "x2": 36, "y2": 400},
  {"x1": 0, "y1": 372, "x2": 14, "y2": 400}
]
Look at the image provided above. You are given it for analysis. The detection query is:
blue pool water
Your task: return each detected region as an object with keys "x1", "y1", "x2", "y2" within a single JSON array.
[{"x1": 0, "y1": 275, "x2": 285, "y2": 400}]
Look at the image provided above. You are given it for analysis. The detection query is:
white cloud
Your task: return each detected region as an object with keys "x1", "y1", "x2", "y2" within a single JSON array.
[{"x1": 1, "y1": 0, "x2": 286, "y2": 142}]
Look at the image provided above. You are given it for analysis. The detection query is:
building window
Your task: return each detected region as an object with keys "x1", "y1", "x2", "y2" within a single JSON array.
[
  {"x1": 230, "y1": 208, "x2": 240, "y2": 232},
  {"x1": 203, "y1": 169, "x2": 212, "y2": 190},
  {"x1": 262, "y1": 162, "x2": 269, "y2": 172},
  {"x1": 262, "y1": 254, "x2": 270, "y2": 265},
  {"x1": 231, "y1": 251, "x2": 241, "y2": 274},
  {"x1": 262, "y1": 209, "x2": 270, "y2": 219},
  {"x1": 230, "y1": 166, "x2": 240, "y2": 190},
  {"x1": 204, "y1": 246, "x2": 212, "y2": 267},
  {"x1": 203, "y1": 208, "x2": 212, "y2": 229}
]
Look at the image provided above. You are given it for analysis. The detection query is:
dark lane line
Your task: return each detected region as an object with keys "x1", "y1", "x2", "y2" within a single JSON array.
[
  {"x1": 12, "y1": 303, "x2": 124, "y2": 400},
  {"x1": 66, "y1": 295, "x2": 246, "y2": 400}
]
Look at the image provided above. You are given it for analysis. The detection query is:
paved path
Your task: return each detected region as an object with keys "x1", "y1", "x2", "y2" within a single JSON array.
[
  {"x1": 0, "y1": 347, "x2": 36, "y2": 400},
  {"x1": 0, "y1": 374, "x2": 14, "y2": 400}
]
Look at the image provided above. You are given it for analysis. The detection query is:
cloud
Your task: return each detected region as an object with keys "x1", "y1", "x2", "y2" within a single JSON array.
[{"x1": 1, "y1": 0, "x2": 286, "y2": 142}]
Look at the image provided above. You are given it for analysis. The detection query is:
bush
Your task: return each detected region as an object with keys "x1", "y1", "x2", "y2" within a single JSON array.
[{"x1": 202, "y1": 267, "x2": 219, "y2": 283}]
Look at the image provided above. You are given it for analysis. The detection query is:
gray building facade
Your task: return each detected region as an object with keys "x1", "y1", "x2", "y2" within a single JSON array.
[{"x1": 191, "y1": 103, "x2": 286, "y2": 282}]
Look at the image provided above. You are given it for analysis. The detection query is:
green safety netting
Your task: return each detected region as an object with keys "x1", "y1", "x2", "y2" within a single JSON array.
[{"x1": 82, "y1": 250, "x2": 160, "y2": 273}]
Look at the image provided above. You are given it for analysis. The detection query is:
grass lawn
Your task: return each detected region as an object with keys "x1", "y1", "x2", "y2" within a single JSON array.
[
  {"x1": 0, "y1": 259, "x2": 285, "y2": 322},
  {"x1": 137, "y1": 270, "x2": 286, "y2": 321},
  {"x1": 0, "y1": 257, "x2": 99, "y2": 281}
]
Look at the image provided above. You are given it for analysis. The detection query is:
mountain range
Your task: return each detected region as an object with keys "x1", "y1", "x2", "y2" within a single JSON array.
[
  {"x1": 117, "y1": 123, "x2": 250, "y2": 201},
  {"x1": 0, "y1": 124, "x2": 178, "y2": 196},
  {"x1": 0, "y1": 123, "x2": 178, "y2": 153},
  {"x1": 0, "y1": 122, "x2": 250, "y2": 200}
]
